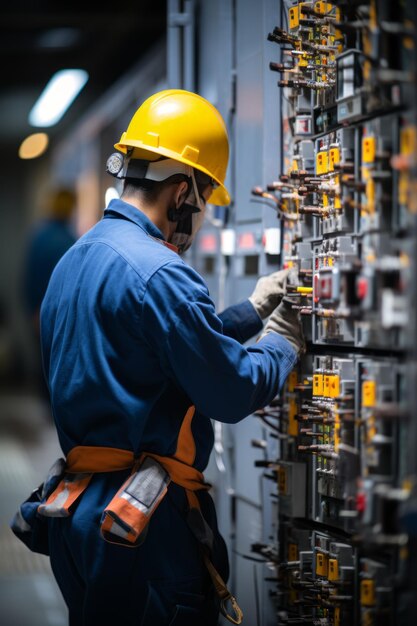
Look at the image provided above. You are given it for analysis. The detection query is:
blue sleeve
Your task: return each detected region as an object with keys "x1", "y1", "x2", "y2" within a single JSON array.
[
  {"x1": 141, "y1": 261, "x2": 297, "y2": 423},
  {"x1": 218, "y1": 300, "x2": 263, "y2": 343}
]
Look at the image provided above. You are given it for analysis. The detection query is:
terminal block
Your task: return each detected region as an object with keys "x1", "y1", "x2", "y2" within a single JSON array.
[{"x1": 312, "y1": 236, "x2": 357, "y2": 344}]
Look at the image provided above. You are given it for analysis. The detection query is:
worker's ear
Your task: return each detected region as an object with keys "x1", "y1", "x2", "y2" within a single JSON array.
[{"x1": 173, "y1": 180, "x2": 189, "y2": 208}]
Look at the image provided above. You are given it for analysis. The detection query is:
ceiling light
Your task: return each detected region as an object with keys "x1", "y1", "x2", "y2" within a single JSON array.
[
  {"x1": 36, "y1": 28, "x2": 81, "y2": 49},
  {"x1": 18, "y1": 133, "x2": 49, "y2": 159},
  {"x1": 28, "y1": 69, "x2": 89, "y2": 127}
]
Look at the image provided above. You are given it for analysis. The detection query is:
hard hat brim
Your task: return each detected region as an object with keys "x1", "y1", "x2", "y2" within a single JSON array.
[{"x1": 114, "y1": 140, "x2": 231, "y2": 206}]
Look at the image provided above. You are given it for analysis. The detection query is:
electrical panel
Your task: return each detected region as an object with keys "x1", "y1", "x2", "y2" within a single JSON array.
[{"x1": 250, "y1": 1, "x2": 417, "y2": 624}]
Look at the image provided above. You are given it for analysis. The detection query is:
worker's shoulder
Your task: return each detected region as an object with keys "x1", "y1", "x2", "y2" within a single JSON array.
[
  {"x1": 145, "y1": 255, "x2": 210, "y2": 306},
  {"x1": 75, "y1": 218, "x2": 179, "y2": 280}
]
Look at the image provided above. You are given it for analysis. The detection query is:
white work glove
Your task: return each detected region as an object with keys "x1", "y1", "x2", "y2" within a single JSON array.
[
  {"x1": 248, "y1": 269, "x2": 290, "y2": 320},
  {"x1": 260, "y1": 297, "x2": 306, "y2": 356}
]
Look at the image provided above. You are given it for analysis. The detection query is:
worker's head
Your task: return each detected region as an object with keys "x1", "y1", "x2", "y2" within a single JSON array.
[
  {"x1": 46, "y1": 188, "x2": 76, "y2": 221},
  {"x1": 106, "y1": 89, "x2": 230, "y2": 252}
]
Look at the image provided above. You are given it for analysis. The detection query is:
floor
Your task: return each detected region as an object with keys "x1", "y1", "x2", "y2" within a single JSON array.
[{"x1": 0, "y1": 391, "x2": 68, "y2": 626}]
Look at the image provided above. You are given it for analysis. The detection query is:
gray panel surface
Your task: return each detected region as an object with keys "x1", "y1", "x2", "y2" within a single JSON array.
[
  {"x1": 234, "y1": 498, "x2": 264, "y2": 626},
  {"x1": 235, "y1": 50, "x2": 264, "y2": 222}
]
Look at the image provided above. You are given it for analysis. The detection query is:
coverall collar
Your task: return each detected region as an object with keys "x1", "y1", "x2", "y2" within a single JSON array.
[{"x1": 104, "y1": 198, "x2": 167, "y2": 243}]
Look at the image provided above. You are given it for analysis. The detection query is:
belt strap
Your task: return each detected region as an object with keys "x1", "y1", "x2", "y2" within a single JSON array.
[
  {"x1": 41, "y1": 446, "x2": 243, "y2": 624},
  {"x1": 185, "y1": 491, "x2": 243, "y2": 624},
  {"x1": 66, "y1": 446, "x2": 211, "y2": 492},
  {"x1": 66, "y1": 446, "x2": 134, "y2": 472}
]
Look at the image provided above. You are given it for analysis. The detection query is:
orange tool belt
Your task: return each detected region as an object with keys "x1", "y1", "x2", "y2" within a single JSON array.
[{"x1": 38, "y1": 444, "x2": 243, "y2": 625}]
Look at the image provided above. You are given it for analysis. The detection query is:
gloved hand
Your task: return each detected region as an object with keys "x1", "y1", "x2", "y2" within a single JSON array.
[
  {"x1": 248, "y1": 269, "x2": 290, "y2": 320},
  {"x1": 260, "y1": 297, "x2": 306, "y2": 355}
]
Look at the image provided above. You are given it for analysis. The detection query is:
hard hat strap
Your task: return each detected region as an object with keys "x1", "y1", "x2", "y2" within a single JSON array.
[{"x1": 190, "y1": 168, "x2": 204, "y2": 214}]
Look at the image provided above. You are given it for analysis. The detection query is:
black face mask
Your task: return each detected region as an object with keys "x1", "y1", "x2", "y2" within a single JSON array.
[
  {"x1": 167, "y1": 170, "x2": 208, "y2": 253},
  {"x1": 167, "y1": 201, "x2": 200, "y2": 222},
  {"x1": 169, "y1": 208, "x2": 206, "y2": 253},
  {"x1": 169, "y1": 188, "x2": 206, "y2": 253}
]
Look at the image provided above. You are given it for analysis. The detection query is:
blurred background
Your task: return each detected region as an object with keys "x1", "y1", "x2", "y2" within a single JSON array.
[
  {"x1": 0, "y1": 2, "x2": 166, "y2": 624},
  {"x1": 0, "y1": 0, "x2": 167, "y2": 396}
]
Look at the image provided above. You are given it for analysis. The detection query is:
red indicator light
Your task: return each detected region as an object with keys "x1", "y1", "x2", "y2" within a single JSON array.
[
  {"x1": 199, "y1": 234, "x2": 217, "y2": 252},
  {"x1": 238, "y1": 232, "x2": 256, "y2": 249},
  {"x1": 357, "y1": 277, "x2": 368, "y2": 300}
]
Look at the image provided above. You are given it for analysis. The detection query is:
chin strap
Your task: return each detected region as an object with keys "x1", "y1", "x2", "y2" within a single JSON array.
[{"x1": 190, "y1": 168, "x2": 205, "y2": 213}]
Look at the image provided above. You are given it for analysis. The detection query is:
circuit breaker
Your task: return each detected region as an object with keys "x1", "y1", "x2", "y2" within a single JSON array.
[{"x1": 251, "y1": 1, "x2": 417, "y2": 624}]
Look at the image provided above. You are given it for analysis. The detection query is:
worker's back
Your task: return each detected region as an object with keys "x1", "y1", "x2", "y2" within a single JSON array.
[{"x1": 41, "y1": 199, "x2": 216, "y2": 468}]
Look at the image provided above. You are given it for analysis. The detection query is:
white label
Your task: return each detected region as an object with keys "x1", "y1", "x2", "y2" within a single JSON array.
[
  {"x1": 221, "y1": 228, "x2": 236, "y2": 256},
  {"x1": 264, "y1": 228, "x2": 281, "y2": 255}
]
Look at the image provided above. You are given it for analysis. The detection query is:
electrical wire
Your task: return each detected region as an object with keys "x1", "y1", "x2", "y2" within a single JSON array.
[
  {"x1": 249, "y1": 197, "x2": 299, "y2": 221},
  {"x1": 256, "y1": 414, "x2": 280, "y2": 431},
  {"x1": 249, "y1": 197, "x2": 280, "y2": 212}
]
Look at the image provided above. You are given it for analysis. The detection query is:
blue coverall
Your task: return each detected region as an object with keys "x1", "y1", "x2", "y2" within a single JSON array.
[{"x1": 40, "y1": 199, "x2": 297, "y2": 626}]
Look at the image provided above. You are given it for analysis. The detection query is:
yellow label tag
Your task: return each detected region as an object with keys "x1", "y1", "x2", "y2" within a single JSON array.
[
  {"x1": 288, "y1": 398, "x2": 298, "y2": 436},
  {"x1": 289, "y1": 6, "x2": 299, "y2": 29},
  {"x1": 362, "y1": 381, "x2": 376, "y2": 408},
  {"x1": 360, "y1": 579, "x2": 375, "y2": 607},
  {"x1": 399, "y1": 172, "x2": 409, "y2": 206},
  {"x1": 366, "y1": 177, "x2": 376, "y2": 214},
  {"x1": 328, "y1": 375, "x2": 340, "y2": 398},
  {"x1": 369, "y1": 0, "x2": 377, "y2": 29},
  {"x1": 316, "y1": 150, "x2": 329, "y2": 175},
  {"x1": 278, "y1": 466, "x2": 287, "y2": 495},
  {"x1": 400, "y1": 126, "x2": 417, "y2": 156},
  {"x1": 334, "y1": 409, "x2": 340, "y2": 452},
  {"x1": 288, "y1": 543, "x2": 298, "y2": 561},
  {"x1": 313, "y1": 374, "x2": 324, "y2": 396},
  {"x1": 316, "y1": 552, "x2": 328, "y2": 577},
  {"x1": 362, "y1": 136, "x2": 376, "y2": 164},
  {"x1": 314, "y1": 1, "x2": 332, "y2": 15},
  {"x1": 329, "y1": 147, "x2": 340, "y2": 171},
  {"x1": 328, "y1": 558, "x2": 339, "y2": 581},
  {"x1": 367, "y1": 415, "x2": 376, "y2": 444}
]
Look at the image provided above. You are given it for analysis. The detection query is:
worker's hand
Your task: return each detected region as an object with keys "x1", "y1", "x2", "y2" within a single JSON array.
[
  {"x1": 248, "y1": 269, "x2": 290, "y2": 320},
  {"x1": 260, "y1": 297, "x2": 306, "y2": 355}
]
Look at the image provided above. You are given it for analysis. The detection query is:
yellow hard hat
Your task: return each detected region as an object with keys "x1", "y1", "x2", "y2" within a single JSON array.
[{"x1": 114, "y1": 89, "x2": 230, "y2": 206}]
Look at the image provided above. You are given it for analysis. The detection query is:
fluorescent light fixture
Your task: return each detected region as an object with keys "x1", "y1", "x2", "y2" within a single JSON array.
[
  {"x1": 18, "y1": 133, "x2": 49, "y2": 159},
  {"x1": 37, "y1": 28, "x2": 81, "y2": 49},
  {"x1": 29, "y1": 69, "x2": 89, "y2": 127}
]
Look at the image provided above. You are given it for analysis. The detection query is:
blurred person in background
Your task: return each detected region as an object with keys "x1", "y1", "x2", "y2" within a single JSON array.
[{"x1": 22, "y1": 187, "x2": 77, "y2": 395}]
